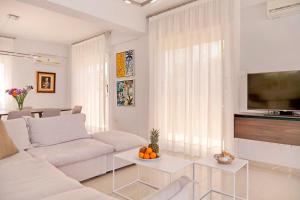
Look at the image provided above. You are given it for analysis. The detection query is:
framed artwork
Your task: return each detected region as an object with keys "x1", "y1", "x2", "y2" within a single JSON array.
[
  {"x1": 116, "y1": 49, "x2": 134, "y2": 78},
  {"x1": 117, "y1": 80, "x2": 135, "y2": 106},
  {"x1": 36, "y1": 71, "x2": 56, "y2": 93}
]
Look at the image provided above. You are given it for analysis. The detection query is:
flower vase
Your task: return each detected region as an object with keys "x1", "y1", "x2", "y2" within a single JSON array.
[
  {"x1": 18, "y1": 102, "x2": 24, "y2": 111},
  {"x1": 6, "y1": 85, "x2": 33, "y2": 111}
]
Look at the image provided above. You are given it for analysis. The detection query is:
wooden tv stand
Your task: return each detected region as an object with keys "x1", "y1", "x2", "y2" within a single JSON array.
[{"x1": 234, "y1": 113, "x2": 300, "y2": 146}]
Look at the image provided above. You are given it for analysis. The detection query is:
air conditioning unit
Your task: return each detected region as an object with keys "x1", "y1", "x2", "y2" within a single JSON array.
[
  {"x1": 33, "y1": 54, "x2": 61, "y2": 65},
  {"x1": 267, "y1": 0, "x2": 300, "y2": 19},
  {"x1": 0, "y1": 50, "x2": 62, "y2": 65}
]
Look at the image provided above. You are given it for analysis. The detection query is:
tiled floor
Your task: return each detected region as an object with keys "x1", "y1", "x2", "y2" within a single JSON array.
[{"x1": 82, "y1": 154, "x2": 300, "y2": 200}]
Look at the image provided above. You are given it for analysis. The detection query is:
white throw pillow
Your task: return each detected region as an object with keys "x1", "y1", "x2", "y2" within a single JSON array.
[
  {"x1": 3, "y1": 118, "x2": 31, "y2": 150},
  {"x1": 27, "y1": 114, "x2": 90, "y2": 147}
]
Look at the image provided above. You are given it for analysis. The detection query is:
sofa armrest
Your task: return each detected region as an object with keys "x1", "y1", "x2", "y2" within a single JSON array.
[
  {"x1": 92, "y1": 130, "x2": 147, "y2": 151},
  {"x1": 143, "y1": 176, "x2": 192, "y2": 200},
  {"x1": 169, "y1": 181, "x2": 193, "y2": 200}
]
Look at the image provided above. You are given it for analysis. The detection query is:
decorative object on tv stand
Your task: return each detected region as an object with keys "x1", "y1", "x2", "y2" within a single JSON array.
[
  {"x1": 6, "y1": 85, "x2": 33, "y2": 110},
  {"x1": 117, "y1": 80, "x2": 134, "y2": 106},
  {"x1": 138, "y1": 128, "x2": 160, "y2": 160},
  {"x1": 116, "y1": 49, "x2": 134, "y2": 77},
  {"x1": 36, "y1": 71, "x2": 56, "y2": 93}
]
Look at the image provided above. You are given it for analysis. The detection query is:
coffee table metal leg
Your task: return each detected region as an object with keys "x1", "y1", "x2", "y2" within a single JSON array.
[
  {"x1": 112, "y1": 156, "x2": 115, "y2": 192},
  {"x1": 209, "y1": 167, "x2": 212, "y2": 200},
  {"x1": 192, "y1": 164, "x2": 195, "y2": 200},
  {"x1": 137, "y1": 165, "x2": 140, "y2": 181},
  {"x1": 233, "y1": 172, "x2": 236, "y2": 200},
  {"x1": 246, "y1": 163, "x2": 249, "y2": 200}
]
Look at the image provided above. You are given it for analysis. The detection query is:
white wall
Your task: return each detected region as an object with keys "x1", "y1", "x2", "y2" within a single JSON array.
[
  {"x1": 240, "y1": 2, "x2": 300, "y2": 111},
  {"x1": 237, "y1": 2, "x2": 300, "y2": 169},
  {"x1": 11, "y1": 38, "x2": 70, "y2": 109},
  {"x1": 109, "y1": 35, "x2": 149, "y2": 139}
]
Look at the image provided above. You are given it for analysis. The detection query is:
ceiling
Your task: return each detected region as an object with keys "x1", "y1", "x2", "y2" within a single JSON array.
[
  {"x1": 0, "y1": 0, "x2": 192, "y2": 44},
  {"x1": 0, "y1": 0, "x2": 108, "y2": 44},
  {"x1": 138, "y1": 0, "x2": 190, "y2": 16},
  {"x1": 241, "y1": 0, "x2": 267, "y2": 8},
  {"x1": 127, "y1": 0, "x2": 268, "y2": 15}
]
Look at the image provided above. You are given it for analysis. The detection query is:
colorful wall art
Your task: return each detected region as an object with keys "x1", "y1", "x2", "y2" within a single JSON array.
[
  {"x1": 116, "y1": 50, "x2": 134, "y2": 77},
  {"x1": 117, "y1": 80, "x2": 135, "y2": 106}
]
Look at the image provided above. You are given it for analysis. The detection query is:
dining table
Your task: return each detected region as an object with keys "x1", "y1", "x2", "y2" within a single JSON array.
[{"x1": 0, "y1": 108, "x2": 72, "y2": 119}]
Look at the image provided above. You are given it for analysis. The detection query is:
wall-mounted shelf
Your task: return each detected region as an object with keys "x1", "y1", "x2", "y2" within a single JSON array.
[{"x1": 234, "y1": 113, "x2": 300, "y2": 146}]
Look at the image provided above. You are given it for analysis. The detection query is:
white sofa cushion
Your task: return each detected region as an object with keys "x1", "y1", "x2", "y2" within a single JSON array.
[
  {"x1": 92, "y1": 130, "x2": 148, "y2": 151},
  {"x1": 41, "y1": 188, "x2": 116, "y2": 200},
  {"x1": 3, "y1": 118, "x2": 31, "y2": 150},
  {"x1": 27, "y1": 139, "x2": 114, "y2": 167},
  {"x1": 0, "y1": 150, "x2": 31, "y2": 165},
  {"x1": 27, "y1": 114, "x2": 90, "y2": 147},
  {"x1": 169, "y1": 178, "x2": 193, "y2": 200},
  {"x1": 144, "y1": 176, "x2": 192, "y2": 200},
  {"x1": 0, "y1": 151, "x2": 83, "y2": 200}
]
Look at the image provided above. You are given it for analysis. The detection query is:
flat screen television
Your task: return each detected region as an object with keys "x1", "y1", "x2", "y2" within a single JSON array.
[{"x1": 248, "y1": 71, "x2": 300, "y2": 111}]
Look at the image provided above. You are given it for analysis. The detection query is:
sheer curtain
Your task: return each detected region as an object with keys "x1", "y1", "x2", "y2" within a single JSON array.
[
  {"x1": 0, "y1": 37, "x2": 14, "y2": 110},
  {"x1": 71, "y1": 34, "x2": 109, "y2": 131},
  {"x1": 149, "y1": 0, "x2": 240, "y2": 156}
]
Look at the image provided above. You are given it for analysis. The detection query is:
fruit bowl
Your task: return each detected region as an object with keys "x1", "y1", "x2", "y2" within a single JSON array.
[
  {"x1": 138, "y1": 146, "x2": 159, "y2": 160},
  {"x1": 214, "y1": 151, "x2": 235, "y2": 165},
  {"x1": 138, "y1": 155, "x2": 160, "y2": 161},
  {"x1": 138, "y1": 129, "x2": 160, "y2": 160}
]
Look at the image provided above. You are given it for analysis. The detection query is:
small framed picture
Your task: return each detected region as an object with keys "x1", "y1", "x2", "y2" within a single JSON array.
[
  {"x1": 36, "y1": 71, "x2": 56, "y2": 93},
  {"x1": 116, "y1": 49, "x2": 134, "y2": 78},
  {"x1": 117, "y1": 79, "x2": 135, "y2": 106}
]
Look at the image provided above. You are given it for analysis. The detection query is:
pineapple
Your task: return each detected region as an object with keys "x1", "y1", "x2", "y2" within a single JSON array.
[{"x1": 148, "y1": 129, "x2": 160, "y2": 154}]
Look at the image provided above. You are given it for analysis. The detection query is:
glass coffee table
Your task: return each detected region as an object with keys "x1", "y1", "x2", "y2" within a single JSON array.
[{"x1": 112, "y1": 148, "x2": 194, "y2": 200}]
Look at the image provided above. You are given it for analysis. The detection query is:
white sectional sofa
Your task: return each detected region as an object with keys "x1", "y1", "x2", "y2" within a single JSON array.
[
  {"x1": 0, "y1": 151, "x2": 118, "y2": 200},
  {"x1": 5, "y1": 114, "x2": 147, "y2": 181},
  {"x1": 0, "y1": 114, "x2": 192, "y2": 200}
]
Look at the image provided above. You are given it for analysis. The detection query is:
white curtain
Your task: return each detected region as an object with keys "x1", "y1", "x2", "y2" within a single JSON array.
[
  {"x1": 71, "y1": 34, "x2": 109, "y2": 131},
  {"x1": 0, "y1": 37, "x2": 14, "y2": 110},
  {"x1": 149, "y1": 0, "x2": 240, "y2": 156}
]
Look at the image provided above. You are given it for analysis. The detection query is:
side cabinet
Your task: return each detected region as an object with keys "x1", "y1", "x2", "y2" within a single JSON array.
[{"x1": 234, "y1": 114, "x2": 300, "y2": 146}]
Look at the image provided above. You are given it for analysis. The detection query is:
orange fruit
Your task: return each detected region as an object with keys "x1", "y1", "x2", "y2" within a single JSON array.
[
  {"x1": 139, "y1": 152, "x2": 144, "y2": 158},
  {"x1": 150, "y1": 152, "x2": 157, "y2": 159},
  {"x1": 145, "y1": 148, "x2": 153, "y2": 154},
  {"x1": 143, "y1": 153, "x2": 150, "y2": 159},
  {"x1": 139, "y1": 147, "x2": 147, "y2": 153}
]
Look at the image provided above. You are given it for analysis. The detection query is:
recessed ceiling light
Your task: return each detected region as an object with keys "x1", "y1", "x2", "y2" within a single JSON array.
[
  {"x1": 124, "y1": 0, "x2": 132, "y2": 4},
  {"x1": 123, "y1": 0, "x2": 159, "y2": 7},
  {"x1": 7, "y1": 14, "x2": 20, "y2": 21}
]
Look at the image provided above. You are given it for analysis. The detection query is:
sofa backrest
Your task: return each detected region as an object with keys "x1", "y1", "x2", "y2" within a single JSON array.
[
  {"x1": 27, "y1": 114, "x2": 90, "y2": 147},
  {"x1": 3, "y1": 118, "x2": 31, "y2": 150}
]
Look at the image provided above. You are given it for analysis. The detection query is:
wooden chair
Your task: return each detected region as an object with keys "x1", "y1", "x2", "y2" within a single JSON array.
[
  {"x1": 72, "y1": 106, "x2": 82, "y2": 114},
  {"x1": 41, "y1": 109, "x2": 61, "y2": 118},
  {"x1": 7, "y1": 110, "x2": 32, "y2": 120},
  {"x1": 22, "y1": 106, "x2": 36, "y2": 117}
]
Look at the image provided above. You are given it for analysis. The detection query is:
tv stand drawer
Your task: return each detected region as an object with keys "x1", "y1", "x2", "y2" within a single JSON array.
[{"x1": 234, "y1": 116, "x2": 300, "y2": 146}]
